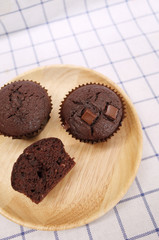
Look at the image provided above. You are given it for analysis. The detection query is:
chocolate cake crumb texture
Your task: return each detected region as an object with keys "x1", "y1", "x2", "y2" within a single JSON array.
[{"x1": 11, "y1": 137, "x2": 75, "y2": 204}]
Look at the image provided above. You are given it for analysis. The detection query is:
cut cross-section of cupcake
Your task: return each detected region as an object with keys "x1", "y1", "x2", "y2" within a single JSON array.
[
  {"x1": 60, "y1": 83, "x2": 125, "y2": 143},
  {"x1": 11, "y1": 138, "x2": 75, "y2": 204},
  {"x1": 0, "y1": 80, "x2": 52, "y2": 139}
]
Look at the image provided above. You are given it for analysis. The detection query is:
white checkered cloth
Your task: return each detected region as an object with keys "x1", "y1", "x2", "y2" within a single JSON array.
[{"x1": 0, "y1": 0, "x2": 159, "y2": 239}]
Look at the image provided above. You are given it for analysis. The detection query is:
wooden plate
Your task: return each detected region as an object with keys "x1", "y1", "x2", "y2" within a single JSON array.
[{"x1": 0, "y1": 65, "x2": 142, "y2": 231}]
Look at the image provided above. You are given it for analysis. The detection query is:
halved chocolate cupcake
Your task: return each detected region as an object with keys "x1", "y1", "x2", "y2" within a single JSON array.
[
  {"x1": 0, "y1": 80, "x2": 52, "y2": 139},
  {"x1": 11, "y1": 137, "x2": 75, "y2": 204},
  {"x1": 59, "y1": 83, "x2": 124, "y2": 143}
]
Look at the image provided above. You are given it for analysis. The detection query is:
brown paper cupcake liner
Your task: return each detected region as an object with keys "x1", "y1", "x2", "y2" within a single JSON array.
[
  {"x1": 0, "y1": 80, "x2": 53, "y2": 139},
  {"x1": 59, "y1": 82, "x2": 126, "y2": 144}
]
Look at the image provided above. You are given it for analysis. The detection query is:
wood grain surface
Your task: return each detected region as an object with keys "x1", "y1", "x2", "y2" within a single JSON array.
[{"x1": 0, "y1": 65, "x2": 143, "y2": 230}]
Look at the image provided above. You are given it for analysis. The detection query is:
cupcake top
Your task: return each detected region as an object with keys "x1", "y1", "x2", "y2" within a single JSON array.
[
  {"x1": 60, "y1": 84, "x2": 124, "y2": 143},
  {"x1": 0, "y1": 80, "x2": 52, "y2": 138}
]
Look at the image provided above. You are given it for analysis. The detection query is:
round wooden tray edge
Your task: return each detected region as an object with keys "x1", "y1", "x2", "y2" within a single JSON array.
[{"x1": 0, "y1": 64, "x2": 143, "y2": 231}]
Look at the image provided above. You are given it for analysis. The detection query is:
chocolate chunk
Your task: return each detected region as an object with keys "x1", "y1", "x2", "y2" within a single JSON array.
[
  {"x1": 81, "y1": 109, "x2": 97, "y2": 125},
  {"x1": 105, "y1": 105, "x2": 119, "y2": 120}
]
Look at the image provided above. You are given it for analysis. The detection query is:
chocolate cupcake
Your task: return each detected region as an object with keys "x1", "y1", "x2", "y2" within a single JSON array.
[
  {"x1": 60, "y1": 83, "x2": 124, "y2": 143},
  {"x1": 0, "y1": 80, "x2": 52, "y2": 139},
  {"x1": 11, "y1": 137, "x2": 75, "y2": 204}
]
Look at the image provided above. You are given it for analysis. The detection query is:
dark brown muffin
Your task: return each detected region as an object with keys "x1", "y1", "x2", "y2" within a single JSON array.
[
  {"x1": 0, "y1": 80, "x2": 52, "y2": 138},
  {"x1": 60, "y1": 84, "x2": 124, "y2": 143},
  {"x1": 11, "y1": 137, "x2": 75, "y2": 204}
]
